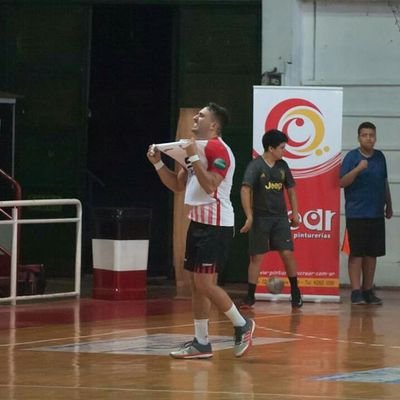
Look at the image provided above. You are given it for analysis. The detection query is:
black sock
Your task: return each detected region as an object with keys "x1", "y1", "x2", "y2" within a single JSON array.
[
  {"x1": 288, "y1": 276, "x2": 299, "y2": 293},
  {"x1": 247, "y1": 283, "x2": 256, "y2": 299}
]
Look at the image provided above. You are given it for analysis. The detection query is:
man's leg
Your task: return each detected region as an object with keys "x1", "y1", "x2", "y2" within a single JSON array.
[
  {"x1": 241, "y1": 254, "x2": 264, "y2": 308},
  {"x1": 194, "y1": 272, "x2": 244, "y2": 320},
  {"x1": 279, "y1": 250, "x2": 302, "y2": 308},
  {"x1": 190, "y1": 272, "x2": 212, "y2": 345},
  {"x1": 194, "y1": 272, "x2": 255, "y2": 357},
  {"x1": 248, "y1": 254, "x2": 264, "y2": 284},
  {"x1": 348, "y1": 255, "x2": 365, "y2": 304},
  {"x1": 170, "y1": 272, "x2": 214, "y2": 359},
  {"x1": 361, "y1": 256, "x2": 382, "y2": 304},
  {"x1": 190, "y1": 271, "x2": 211, "y2": 319},
  {"x1": 361, "y1": 256, "x2": 376, "y2": 290},
  {"x1": 348, "y1": 255, "x2": 363, "y2": 290},
  {"x1": 279, "y1": 249, "x2": 297, "y2": 277}
]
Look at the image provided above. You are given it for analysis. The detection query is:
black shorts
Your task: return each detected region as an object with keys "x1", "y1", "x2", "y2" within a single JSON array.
[
  {"x1": 184, "y1": 221, "x2": 234, "y2": 274},
  {"x1": 346, "y1": 218, "x2": 385, "y2": 257},
  {"x1": 249, "y1": 216, "x2": 293, "y2": 255}
]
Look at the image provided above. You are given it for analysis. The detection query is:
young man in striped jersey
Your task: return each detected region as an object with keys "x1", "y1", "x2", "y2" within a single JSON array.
[{"x1": 147, "y1": 102, "x2": 255, "y2": 359}]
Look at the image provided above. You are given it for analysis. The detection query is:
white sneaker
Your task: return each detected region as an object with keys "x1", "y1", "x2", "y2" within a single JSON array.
[
  {"x1": 170, "y1": 338, "x2": 213, "y2": 359},
  {"x1": 234, "y1": 318, "x2": 255, "y2": 357}
]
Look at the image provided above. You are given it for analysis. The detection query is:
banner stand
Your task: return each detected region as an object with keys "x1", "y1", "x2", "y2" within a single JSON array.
[{"x1": 253, "y1": 86, "x2": 343, "y2": 303}]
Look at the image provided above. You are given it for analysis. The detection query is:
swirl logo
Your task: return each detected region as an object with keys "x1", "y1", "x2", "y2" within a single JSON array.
[{"x1": 264, "y1": 98, "x2": 340, "y2": 178}]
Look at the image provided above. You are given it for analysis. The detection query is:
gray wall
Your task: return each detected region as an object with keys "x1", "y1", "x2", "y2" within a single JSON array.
[{"x1": 262, "y1": 0, "x2": 400, "y2": 286}]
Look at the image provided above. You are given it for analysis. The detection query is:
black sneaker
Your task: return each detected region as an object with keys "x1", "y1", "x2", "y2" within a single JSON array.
[
  {"x1": 291, "y1": 288, "x2": 303, "y2": 308},
  {"x1": 351, "y1": 289, "x2": 366, "y2": 305},
  {"x1": 239, "y1": 296, "x2": 255, "y2": 310},
  {"x1": 362, "y1": 289, "x2": 382, "y2": 305}
]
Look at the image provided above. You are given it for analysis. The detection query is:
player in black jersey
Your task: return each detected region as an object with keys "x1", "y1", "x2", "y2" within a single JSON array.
[{"x1": 240, "y1": 129, "x2": 303, "y2": 309}]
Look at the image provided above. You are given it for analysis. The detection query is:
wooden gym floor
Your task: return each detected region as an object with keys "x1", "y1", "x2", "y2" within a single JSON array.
[{"x1": 1, "y1": 282, "x2": 400, "y2": 400}]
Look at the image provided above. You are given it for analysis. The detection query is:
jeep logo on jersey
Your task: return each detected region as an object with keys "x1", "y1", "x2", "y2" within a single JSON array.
[
  {"x1": 265, "y1": 182, "x2": 283, "y2": 191},
  {"x1": 213, "y1": 158, "x2": 226, "y2": 170}
]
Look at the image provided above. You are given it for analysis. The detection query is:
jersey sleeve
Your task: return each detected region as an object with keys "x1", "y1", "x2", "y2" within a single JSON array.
[
  {"x1": 204, "y1": 139, "x2": 231, "y2": 178},
  {"x1": 340, "y1": 151, "x2": 356, "y2": 178},
  {"x1": 242, "y1": 158, "x2": 259, "y2": 188},
  {"x1": 380, "y1": 151, "x2": 388, "y2": 179},
  {"x1": 283, "y1": 161, "x2": 296, "y2": 188}
]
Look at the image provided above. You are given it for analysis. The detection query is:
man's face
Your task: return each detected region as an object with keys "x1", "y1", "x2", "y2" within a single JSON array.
[
  {"x1": 270, "y1": 142, "x2": 286, "y2": 160},
  {"x1": 358, "y1": 128, "x2": 376, "y2": 152},
  {"x1": 192, "y1": 107, "x2": 217, "y2": 139}
]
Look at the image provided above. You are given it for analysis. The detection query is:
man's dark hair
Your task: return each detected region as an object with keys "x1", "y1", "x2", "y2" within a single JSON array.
[
  {"x1": 262, "y1": 129, "x2": 288, "y2": 151},
  {"x1": 207, "y1": 102, "x2": 230, "y2": 133},
  {"x1": 358, "y1": 121, "x2": 376, "y2": 135}
]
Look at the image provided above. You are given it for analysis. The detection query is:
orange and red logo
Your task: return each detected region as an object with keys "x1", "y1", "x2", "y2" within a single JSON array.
[{"x1": 262, "y1": 98, "x2": 341, "y2": 178}]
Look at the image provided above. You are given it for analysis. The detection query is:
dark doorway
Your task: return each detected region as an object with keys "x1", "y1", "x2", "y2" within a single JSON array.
[
  {"x1": 0, "y1": 102, "x2": 14, "y2": 177},
  {"x1": 0, "y1": 101, "x2": 15, "y2": 201},
  {"x1": 87, "y1": 5, "x2": 174, "y2": 277}
]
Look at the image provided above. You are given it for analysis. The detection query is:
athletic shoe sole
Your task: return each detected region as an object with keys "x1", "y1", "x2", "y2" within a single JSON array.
[
  {"x1": 239, "y1": 303, "x2": 255, "y2": 310},
  {"x1": 169, "y1": 351, "x2": 213, "y2": 360}
]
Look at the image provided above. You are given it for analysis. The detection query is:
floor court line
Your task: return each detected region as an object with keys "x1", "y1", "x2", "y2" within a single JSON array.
[
  {"x1": 1, "y1": 314, "x2": 291, "y2": 349},
  {"x1": 0, "y1": 383, "x2": 372, "y2": 400}
]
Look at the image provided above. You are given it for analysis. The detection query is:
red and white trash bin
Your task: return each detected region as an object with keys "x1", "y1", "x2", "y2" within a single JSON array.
[{"x1": 92, "y1": 207, "x2": 151, "y2": 300}]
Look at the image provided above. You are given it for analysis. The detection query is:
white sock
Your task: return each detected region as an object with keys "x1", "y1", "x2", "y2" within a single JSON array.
[
  {"x1": 224, "y1": 304, "x2": 246, "y2": 327},
  {"x1": 194, "y1": 319, "x2": 209, "y2": 345}
]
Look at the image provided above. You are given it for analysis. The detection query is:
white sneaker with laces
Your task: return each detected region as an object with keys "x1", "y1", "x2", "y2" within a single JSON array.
[
  {"x1": 234, "y1": 318, "x2": 255, "y2": 357},
  {"x1": 169, "y1": 338, "x2": 213, "y2": 359}
]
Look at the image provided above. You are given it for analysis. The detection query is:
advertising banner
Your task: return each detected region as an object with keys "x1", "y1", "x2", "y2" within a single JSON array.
[{"x1": 253, "y1": 86, "x2": 343, "y2": 302}]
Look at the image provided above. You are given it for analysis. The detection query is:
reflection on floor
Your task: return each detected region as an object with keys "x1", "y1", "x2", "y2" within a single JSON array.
[{"x1": 1, "y1": 282, "x2": 400, "y2": 400}]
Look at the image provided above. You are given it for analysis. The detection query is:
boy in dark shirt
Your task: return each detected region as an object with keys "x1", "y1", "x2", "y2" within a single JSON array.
[{"x1": 240, "y1": 129, "x2": 303, "y2": 309}]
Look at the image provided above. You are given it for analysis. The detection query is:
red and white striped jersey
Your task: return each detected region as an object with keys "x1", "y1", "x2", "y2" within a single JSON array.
[{"x1": 184, "y1": 137, "x2": 235, "y2": 227}]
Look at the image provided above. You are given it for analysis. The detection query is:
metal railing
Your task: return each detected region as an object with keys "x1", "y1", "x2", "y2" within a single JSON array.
[{"x1": 0, "y1": 198, "x2": 82, "y2": 305}]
